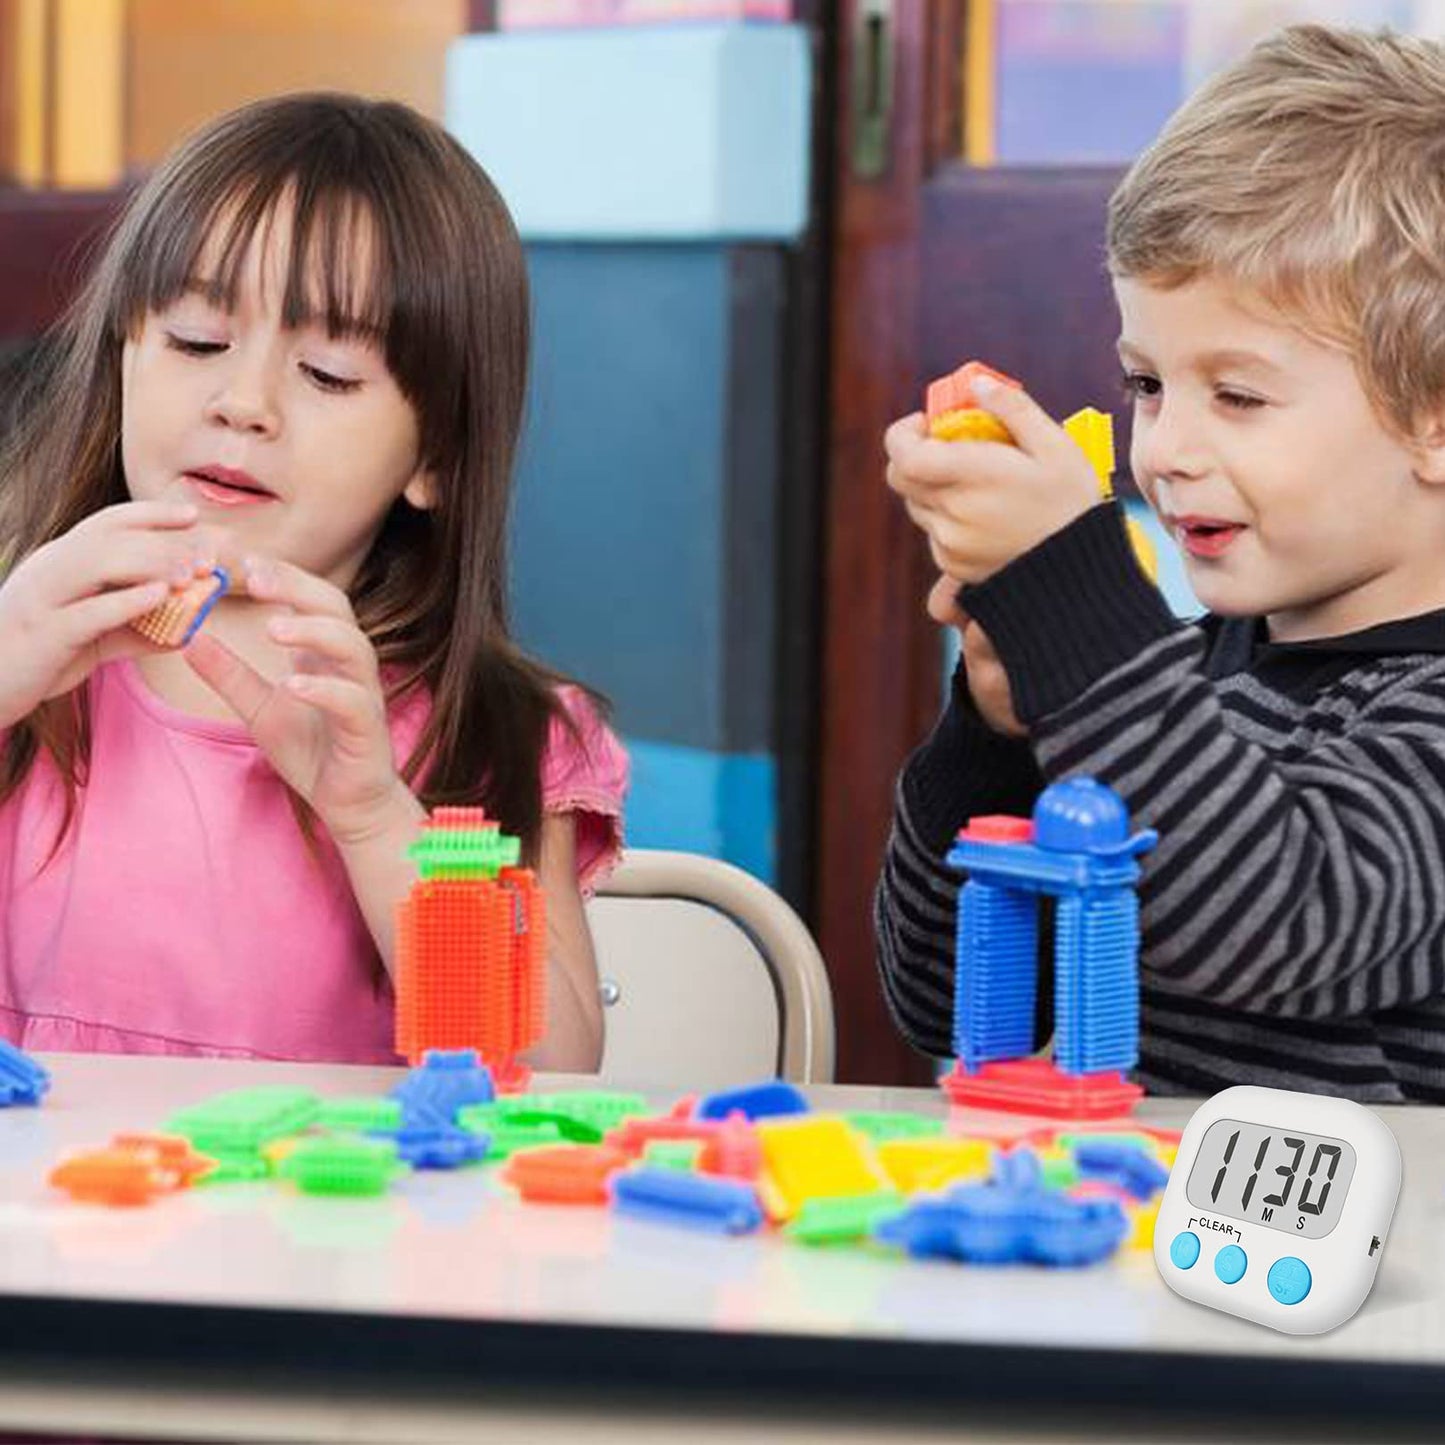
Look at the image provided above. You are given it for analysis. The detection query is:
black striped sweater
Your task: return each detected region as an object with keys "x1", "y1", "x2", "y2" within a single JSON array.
[{"x1": 875, "y1": 503, "x2": 1445, "y2": 1103}]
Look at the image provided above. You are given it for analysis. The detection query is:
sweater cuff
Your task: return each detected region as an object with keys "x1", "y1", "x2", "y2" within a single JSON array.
[
  {"x1": 900, "y1": 664, "x2": 1043, "y2": 854},
  {"x1": 960, "y1": 502, "x2": 1180, "y2": 724}
]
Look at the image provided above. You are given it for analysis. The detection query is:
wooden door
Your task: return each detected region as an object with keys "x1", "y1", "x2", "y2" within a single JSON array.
[{"x1": 817, "y1": 0, "x2": 1127, "y2": 1083}]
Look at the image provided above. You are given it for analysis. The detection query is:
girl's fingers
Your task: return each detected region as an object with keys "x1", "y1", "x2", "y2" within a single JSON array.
[
  {"x1": 282, "y1": 673, "x2": 385, "y2": 750},
  {"x1": 242, "y1": 556, "x2": 352, "y2": 622},
  {"x1": 57, "y1": 580, "x2": 171, "y2": 649},
  {"x1": 79, "y1": 498, "x2": 201, "y2": 535},
  {"x1": 41, "y1": 532, "x2": 217, "y2": 608},
  {"x1": 182, "y1": 632, "x2": 272, "y2": 728},
  {"x1": 267, "y1": 614, "x2": 381, "y2": 689}
]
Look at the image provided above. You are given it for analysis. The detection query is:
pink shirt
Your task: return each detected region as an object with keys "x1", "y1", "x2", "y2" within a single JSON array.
[{"x1": 0, "y1": 662, "x2": 627, "y2": 1063}]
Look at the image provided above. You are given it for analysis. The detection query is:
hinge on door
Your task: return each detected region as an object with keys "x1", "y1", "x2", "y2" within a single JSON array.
[{"x1": 851, "y1": 0, "x2": 893, "y2": 179}]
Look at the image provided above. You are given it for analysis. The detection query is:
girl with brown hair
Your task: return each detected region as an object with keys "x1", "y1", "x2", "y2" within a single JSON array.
[{"x1": 0, "y1": 93, "x2": 625, "y2": 1069}]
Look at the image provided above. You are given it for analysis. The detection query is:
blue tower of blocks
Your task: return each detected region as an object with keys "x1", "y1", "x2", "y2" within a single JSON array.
[{"x1": 947, "y1": 779, "x2": 1157, "y2": 1077}]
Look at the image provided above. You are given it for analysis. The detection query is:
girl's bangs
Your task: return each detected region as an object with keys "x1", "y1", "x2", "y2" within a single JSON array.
[{"x1": 115, "y1": 163, "x2": 398, "y2": 350}]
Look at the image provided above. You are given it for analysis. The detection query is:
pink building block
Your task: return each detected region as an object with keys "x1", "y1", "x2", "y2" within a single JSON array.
[{"x1": 498, "y1": 0, "x2": 790, "y2": 29}]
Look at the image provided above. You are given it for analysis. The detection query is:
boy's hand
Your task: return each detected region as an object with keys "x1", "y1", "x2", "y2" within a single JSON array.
[
  {"x1": 0, "y1": 499, "x2": 212, "y2": 729},
  {"x1": 927, "y1": 574, "x2": 1027, "y2": 738},
  {"x1": 886, "y1": 378, "x2": 1100, "y2": 584},
  {"x1": 183, "y1": 556, "x2": 409, "y2": 846}
]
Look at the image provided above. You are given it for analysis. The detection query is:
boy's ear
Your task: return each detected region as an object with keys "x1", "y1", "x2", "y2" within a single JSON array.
[
  {"x1": 402, "y1": 469, "x2": 438, "y2": 511},
  {"x1": 1412, "y1": 406, "x2": 1445, "y2": 485}
]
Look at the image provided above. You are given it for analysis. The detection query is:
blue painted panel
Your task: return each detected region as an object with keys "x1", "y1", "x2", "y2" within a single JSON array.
[
  {"x1": 623, "y1": 739, "x2": 776, "y2": 882},
  {"x1": 510, "y1": 244, "x2": 782, "y2": 755},
  {"x1": 446, "y1": 25, "x2": 811, "y2": 239}
]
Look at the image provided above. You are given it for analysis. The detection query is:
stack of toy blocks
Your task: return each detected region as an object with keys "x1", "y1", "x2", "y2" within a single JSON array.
[
  {"x1": 395, "y1": 808, "x2": 546, "y2": 1091},
  {"x1": 943, "y1": 779, "x2": 1157, "y2": 1119}
]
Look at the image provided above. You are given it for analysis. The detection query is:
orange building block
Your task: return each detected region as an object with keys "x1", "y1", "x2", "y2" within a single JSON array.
[
  {"x1": 394, "y1": 809, "x2": 548, "y2": 1090},
  {"x1": 925, "y1": 360, "x2": 1022, "y2": 435}
]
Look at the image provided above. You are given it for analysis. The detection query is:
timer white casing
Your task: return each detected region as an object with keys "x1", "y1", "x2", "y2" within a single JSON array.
[{"x1": 1154, "y1": 1086, "x2": 1401, "y2": 1336}]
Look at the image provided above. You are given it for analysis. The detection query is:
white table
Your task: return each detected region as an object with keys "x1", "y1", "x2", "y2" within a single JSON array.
[{"x1": 0, "y1": 1054, "x2": 1439, "y2": 1443}]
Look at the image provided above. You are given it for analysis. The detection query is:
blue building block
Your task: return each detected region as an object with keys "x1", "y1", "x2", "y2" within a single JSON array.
[
  {"x1": 611, "y1": 1168, "x2": 764, "y2": 1234},
  {"x1": 380, "y1": 1122, "x2": 492, "y2": 1171},
  {"x1": 390, "y1": 1050, "x2": 495, "y2": 1126},
  {"x1": 1024, "y1": 1191, "x2": 1128, "y2": 1266},
  {"x1": 954, "y1": 882, "x2": 1038, "y2": 1071},
  {"x1": 1074, "y1": 1141, "x2": 1170, "y2": 1200},
  {"x1": 946, "y1": 779, "x2": 1156, "y2": 1080},
  {"x1": 875, "y1": 1177, "x2": 1127, "y2": 1267},
  {"x1": 446, "y1": 26, "x2": 811, "y2": 240},
  {"x1": 695, "y1": 1080, "x2": 809, "y2": 1122},
  {"x1": 0, "y1": 1041, "x2": 50, "y2": 1106}
]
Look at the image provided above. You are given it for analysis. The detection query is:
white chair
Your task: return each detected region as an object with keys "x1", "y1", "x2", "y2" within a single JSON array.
[{"x1": 586, "y1": 849, "x2": 836, "y2": 1087}]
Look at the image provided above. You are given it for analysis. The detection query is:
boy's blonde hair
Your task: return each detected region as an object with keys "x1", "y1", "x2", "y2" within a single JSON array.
[{"x1": 1107, "y1": 24, "x2": 1445, "y2": 437}]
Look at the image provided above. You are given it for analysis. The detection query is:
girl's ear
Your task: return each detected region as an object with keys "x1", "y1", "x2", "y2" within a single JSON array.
[
  {"x1": 1412, "y1": 406, "x2": 1445, "y2": 485},
  {"x1": 402, "y1": 469, "x2": 439, "y2": 511}
]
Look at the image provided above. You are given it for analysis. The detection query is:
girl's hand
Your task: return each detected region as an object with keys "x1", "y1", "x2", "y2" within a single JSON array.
[
  {"x1": 926, "y1": 574, "x2": 1026, "y2": 738},
  {"x1": 183, "y1": 557, "x2": 405, "y2": 846},
  {"x1": 885, "y1": 379, "x2": 1100, "y2": 585},
  {"x1": 0, "y1": 499, "x2": 213, "y2": 729}
]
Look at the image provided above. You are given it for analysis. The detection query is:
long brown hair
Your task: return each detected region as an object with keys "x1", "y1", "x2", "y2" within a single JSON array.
[{"x1": 0, "y1": 92, "x2": 583, "y2": 857}]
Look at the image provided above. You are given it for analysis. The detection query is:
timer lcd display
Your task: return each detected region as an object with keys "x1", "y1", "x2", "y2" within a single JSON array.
[{"x1": 1184, "y1": 1117, "x2": 1357, "y2": 1239}]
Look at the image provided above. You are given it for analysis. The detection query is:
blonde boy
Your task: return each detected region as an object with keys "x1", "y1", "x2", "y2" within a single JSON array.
[{"x1": 877, "y1": 26, "x2": 1445, "y2": 1100}]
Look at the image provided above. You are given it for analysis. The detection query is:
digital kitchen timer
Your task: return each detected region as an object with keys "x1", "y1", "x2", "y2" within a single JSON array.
[{"x1": 1154, "y1": 1085, "x2": 1401, "y2": 1335}]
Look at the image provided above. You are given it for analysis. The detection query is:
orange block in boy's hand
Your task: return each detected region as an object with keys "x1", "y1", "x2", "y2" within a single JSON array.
[{"x1": 925, "y1": 360, "x2": 1022, "y2": 442}]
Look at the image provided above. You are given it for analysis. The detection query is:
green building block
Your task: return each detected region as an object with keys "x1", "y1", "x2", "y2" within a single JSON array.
[
  {"x1": 498, "y1": 1091, "x2": 650, "y2": 1135},
  {"x1": 843, "y1": 1112, "x2": 945, "y2": 1143},
  {"x1": 193, "y1": 1153, "x2": 273, "y2": 1185},
  {"x1": 277, "y1": 1137, "x2": 403, "y2": 1196},
  {"x1": 642, "y1": 1140, "x2": 703, "y2": 1172},
  {"x1": 784, "y1": 1192, "x2": 906, "y2": 1245},
  {"x1": 456, "y1": 1108, "x2": 567, "y2": 1160},
  {"x1": 317, "y1": 1098, "x2": 404, "y2": 1133},
  {"x1": 407, "y1": 825, "x2": 521, "y2": 880},
  {"x1": 165, "y1": 1087, "x2": 321, "y2": 1155}
]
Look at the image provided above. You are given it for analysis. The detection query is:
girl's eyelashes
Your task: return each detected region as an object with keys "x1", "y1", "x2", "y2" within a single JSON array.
[
  {"x1": 299, "y1": 361, "x2": 362, "y2": 394},
  {"x1": 164, "y1": 331, "x2": 361, "y2": 393},
  {"x1": 166, "y1": 332, "x2": 227, "y2": 357}
]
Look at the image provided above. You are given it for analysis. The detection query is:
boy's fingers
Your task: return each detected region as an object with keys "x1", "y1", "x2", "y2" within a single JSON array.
[
  {"x1": 971, "y1": 379, "x2": 1070, "y2": 461},
  {"x1": 886, "y1": 421, "x2": 1019, "y2": 493},
  {"x1": 926, "y1": 574, "x2": 967, "y2": 627},
  {"x1": 882, "y1": 411, "x2": 930, "y2": 460}
]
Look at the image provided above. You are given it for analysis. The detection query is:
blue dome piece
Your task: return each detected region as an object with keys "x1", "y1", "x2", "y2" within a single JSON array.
[{"x1": 1033, "y1": 779, "x2": 1136, "y2": 854}]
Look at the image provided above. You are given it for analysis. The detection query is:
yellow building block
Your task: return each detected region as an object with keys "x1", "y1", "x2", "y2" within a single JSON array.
[
  {"x1": 1062, "y1": 407, "x2": 1116, "y2": 491},
  {"x1": 876, "y1": 1138, "x2": 994, "y2": 1195},
  {"x1": 756, "y1": 1118, "x2": 889, "y2": 1219},
  {"x1": 1128, "y1": 1197, "x2": 1160, "y2": 1250},
  {"x1": 929, "y1": 407, "x2": 1013, "y2": 444},
  {"x1": 1125, "y1": 517, "x2": 1160, "y2": 583}
]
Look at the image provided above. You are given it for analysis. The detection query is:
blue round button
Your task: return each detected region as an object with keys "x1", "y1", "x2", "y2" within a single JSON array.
[
  {"x1": 1214, "y1": 1244, "x2": 1247, "y2": 1284},
  {"x1": 1169, "y1": 1231, "x2": 1201, "y2": 1269},
  {"x1": 1267, "y1": 1257, "x2": 1313, "y2": 1306}
]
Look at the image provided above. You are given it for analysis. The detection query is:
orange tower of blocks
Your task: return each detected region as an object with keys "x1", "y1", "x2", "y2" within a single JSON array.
[{"x1": 395, "y1": 808, "x2": 547, "y2": 1091}]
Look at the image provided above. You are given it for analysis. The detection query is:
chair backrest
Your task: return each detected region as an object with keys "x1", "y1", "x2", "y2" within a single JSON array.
[{"x1": 586, "y1": 849, "x2": 836, "y2": 1086}]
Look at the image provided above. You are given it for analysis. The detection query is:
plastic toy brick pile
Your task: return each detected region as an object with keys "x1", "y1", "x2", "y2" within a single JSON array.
[{"x1": 38, "y1": 1046, "x2": 1181, "y2": 1269}]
